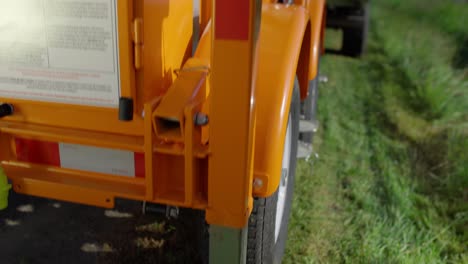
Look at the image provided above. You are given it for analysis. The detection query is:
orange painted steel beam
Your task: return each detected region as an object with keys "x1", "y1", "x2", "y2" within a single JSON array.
[{"x1": 206, "y1": 0, "x2": 261, "y2": 228}]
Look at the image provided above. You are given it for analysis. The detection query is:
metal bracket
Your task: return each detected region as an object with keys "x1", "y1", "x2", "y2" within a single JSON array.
[{"x1": 142, "y1": 202, "x2": 179, "y2": 219}]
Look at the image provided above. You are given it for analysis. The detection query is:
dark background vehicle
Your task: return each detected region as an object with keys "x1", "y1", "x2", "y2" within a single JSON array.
[{"x1": 326, "y1": 0, "x2": 370, "y2": 56}]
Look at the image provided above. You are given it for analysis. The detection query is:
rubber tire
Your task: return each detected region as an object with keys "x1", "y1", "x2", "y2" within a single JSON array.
[
  {"x1": 246, "y1": 79, "x2": 300, "y2": 264},
  {"x1": 342, "y1": 3, "x2": 369, "y2": 57}
]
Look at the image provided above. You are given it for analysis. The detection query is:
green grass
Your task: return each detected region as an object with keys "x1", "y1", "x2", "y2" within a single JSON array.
[{"x1": 285, "y1": 0, "x2": 468, "y2": 263}]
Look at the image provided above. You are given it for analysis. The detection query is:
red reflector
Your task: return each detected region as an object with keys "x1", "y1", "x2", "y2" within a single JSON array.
[
  {"x1": 15, "y1": 138, "x2": 60, "y2": 166},
  {"x1": 215, "y1": 0, "x2": 250, "y2": 40},
  {"x1": 134, "y1": 152, "x2": 145, "y2": 178}
]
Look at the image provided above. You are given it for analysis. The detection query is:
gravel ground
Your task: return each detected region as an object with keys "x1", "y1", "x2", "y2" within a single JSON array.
[{"x1": 0, "y1": 191, "x2": 203, "y2": 264}]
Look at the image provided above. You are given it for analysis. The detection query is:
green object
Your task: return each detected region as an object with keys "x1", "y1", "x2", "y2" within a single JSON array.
[
  {"x1": 210, "y1": 226, "x2": 247, "y2": 264},
  {"x1": 0, "y1": 167, "x2": 11, "y2": 210}
]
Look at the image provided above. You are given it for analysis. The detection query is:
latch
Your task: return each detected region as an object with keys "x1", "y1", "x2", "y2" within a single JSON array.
[{"x1": 133, "y1": 18, "x2": 143, "y2": 70}]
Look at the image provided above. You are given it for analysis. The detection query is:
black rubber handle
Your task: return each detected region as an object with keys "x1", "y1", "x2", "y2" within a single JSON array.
[{"x1": 119, "y1": 97, "x2": 134, "y2": 121}]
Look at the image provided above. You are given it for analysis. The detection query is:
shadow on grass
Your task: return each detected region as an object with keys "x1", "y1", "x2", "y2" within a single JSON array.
[{"x1": 452, "y1": 35, "x2": 468, "y2": 69}]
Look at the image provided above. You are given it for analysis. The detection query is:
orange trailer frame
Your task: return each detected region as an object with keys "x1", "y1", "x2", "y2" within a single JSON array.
[{"x1": 0, "y1": 0, "x2": 326, "y2": 262}]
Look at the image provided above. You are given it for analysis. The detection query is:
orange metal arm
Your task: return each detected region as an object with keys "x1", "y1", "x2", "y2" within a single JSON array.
[
  {"x1": 200, "y1": 0, "x2": 212, "y2": 34},
  {"x1": 205, "y1": 0, "x2": 261, "y2": 228}
]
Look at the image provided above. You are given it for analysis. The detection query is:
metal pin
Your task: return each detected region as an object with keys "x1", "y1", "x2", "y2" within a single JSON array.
[{"x1": 194, "y1": 113, "x2": 209, "y2": 126}]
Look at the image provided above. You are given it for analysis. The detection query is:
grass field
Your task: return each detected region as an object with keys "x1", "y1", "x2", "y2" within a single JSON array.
[{"x1": 285, "y1": 0, "x2": 467, "y2": 263}]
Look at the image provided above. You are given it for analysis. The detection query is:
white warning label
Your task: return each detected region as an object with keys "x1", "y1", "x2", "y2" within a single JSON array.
[{"x1": 0, "y1": 0, "x2": 120, "y2": 108}]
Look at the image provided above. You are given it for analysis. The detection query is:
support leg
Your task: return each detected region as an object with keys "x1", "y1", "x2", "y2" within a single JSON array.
[{"x1": 209, "y1": 225, "x2": 248, "y2": 264}]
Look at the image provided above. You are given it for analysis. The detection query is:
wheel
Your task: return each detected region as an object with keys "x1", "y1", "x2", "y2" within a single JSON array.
[
  {"x1": 193, "y1": 80, "x2": 300, "y2": 264},
  {"x1": 247, "y1": 78, "x2": 300, "y2": 264},
  {"x1": 342, "y1": 3, "x2": 369, "y2": 57}
]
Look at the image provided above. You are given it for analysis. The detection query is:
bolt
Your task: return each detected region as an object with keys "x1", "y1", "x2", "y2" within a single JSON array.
[
  {"x1": 310, "y1": 120, "x2": 319, "y2": 133},
  {"x1": 167, "y1": 206, "x2": 179, "y2": 219},
  {"x1": 194, "y1": 113, "x2": 209, "y2": 126},
  {"x1": 319, "y1": 75, "x2": 328, "y2": 83},
  {"x1": 281, "y1": 169, "x2": 288, "y2": 186},
  {"x1": 253, "y1": 178, "x2": 263, "y2": 190}
]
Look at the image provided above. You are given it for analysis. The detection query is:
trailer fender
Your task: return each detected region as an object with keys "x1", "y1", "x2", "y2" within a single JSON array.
[
  {"x1": 297, "y1": 0, "x2": 327, "y2": 99},
  {"x1": 307, "y1": 0, "x2": 327, "y2": 81},
  {"x1": 192, "y1": 4, "x2": 322, "y2": 197},
  {"x1": 253, "y1": 4, "x2": 309, "y2": 197}
]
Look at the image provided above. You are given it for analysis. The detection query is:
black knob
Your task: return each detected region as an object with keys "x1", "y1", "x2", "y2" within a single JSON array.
[
  {"x1": 0, "y1": 103, "x2": 14, "y2": 118},
  {"x1": 119, "y1": 97, "x2": 133, "y2": 121}
]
